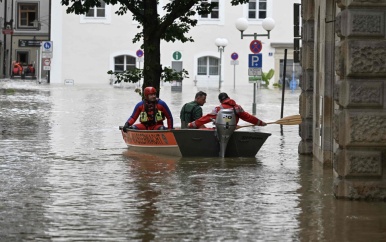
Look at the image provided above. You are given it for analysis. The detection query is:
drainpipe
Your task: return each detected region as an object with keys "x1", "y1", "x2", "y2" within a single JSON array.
[
  {"x1": 3, "y1": 0, "x2": 7, "y2": 78},
  {"x1": 47, "y1": 0, "x2": 51, "y2": 83}
]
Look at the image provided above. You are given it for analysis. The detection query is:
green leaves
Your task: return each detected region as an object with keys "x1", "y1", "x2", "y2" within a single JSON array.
[
  {"x1": 261, "y1": 69, "x2": 275, "y2": 86},
  {"x1": 107, "y1": 67, "x2": 189, "y2": 84}
]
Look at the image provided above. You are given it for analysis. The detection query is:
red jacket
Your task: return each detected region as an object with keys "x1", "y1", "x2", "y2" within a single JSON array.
[{"x1": 189, "y1": 98, "x2": 265, "y2": 128}]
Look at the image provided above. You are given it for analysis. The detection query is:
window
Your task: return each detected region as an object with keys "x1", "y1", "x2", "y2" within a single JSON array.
[
  {"x1": 18, "y1": 3, "x2": 38, "y2": 29},
  {"x1": 200, "y1": 0, "x2": 219, "y2": 19},
  {"x1": 114, "y1": 55, "x2": 136, "y2": 72},
  {"x1": 86, "y1": 1, "x2": 106, "y2": 18},
  {"x1": 197, "y1": 56, "x2": 218, "y2": 75},
  {"x1": 248, "y1": 0, "x2": 267, "y2": 19},
  {"x1": 17, "y1": 51, "x2": 29, "y2": 66},
  {"x1": 80, "y1": 1, "x2": 111, "y2": 24}
]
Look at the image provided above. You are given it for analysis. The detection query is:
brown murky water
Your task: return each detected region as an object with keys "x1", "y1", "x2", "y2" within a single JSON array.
[{"x1": 1, "y1": 80, "x2": 385, "y2": 241}]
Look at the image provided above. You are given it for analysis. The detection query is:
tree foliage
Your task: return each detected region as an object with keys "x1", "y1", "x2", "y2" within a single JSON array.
[{"x1": 61, "y1": 0, "x2": 249, "y2": 96}]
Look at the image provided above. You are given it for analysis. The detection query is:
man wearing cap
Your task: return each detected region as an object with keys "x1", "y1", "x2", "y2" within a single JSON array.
[
  {"x1": 188, "y1": 92, "x2": 266, "y2": 129},
  {"x1": 122, "y1": 86, "x2": 173, "y2": 131}
]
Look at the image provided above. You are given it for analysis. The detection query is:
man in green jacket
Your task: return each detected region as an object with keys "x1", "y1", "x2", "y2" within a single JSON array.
[{"x1": 180, "y1": 91, "x2": 207, "y2": 128}]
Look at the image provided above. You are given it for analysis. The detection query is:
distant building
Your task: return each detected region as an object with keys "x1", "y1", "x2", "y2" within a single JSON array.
[
  {"x1": 0, "y1": 0, "x2": 50, "y2": 79},
  {"x1": 50, "y1": 0, "x2": 300, "y2": 86}
]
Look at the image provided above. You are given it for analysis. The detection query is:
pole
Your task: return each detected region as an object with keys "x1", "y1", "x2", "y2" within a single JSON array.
[
  {"x1": 138, "y1": 60, "x2": 141, "y2": 87},
  {"x1": 219, "y1": 48, "x2": 222, "y2": 90},
  {"x1": 280, "y1": 49, "x2": 288, "y2": 123},
  {"x1": 252, "y1": 82, "x2": 256, "y2": 115},
  {"x1": 38, "y1": 45, "x2": 42, "y2": 84},
  {"x1": 233, "y1": 63, "x2": 236, "y2": 89}
]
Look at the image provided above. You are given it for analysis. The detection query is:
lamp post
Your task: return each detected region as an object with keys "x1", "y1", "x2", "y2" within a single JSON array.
[
  {"x1": 215, "y1": 38, "x2": 228, "y2": 91},
  {"x1": 235, "y1": 17, "x2": 275, "y2": 115}
]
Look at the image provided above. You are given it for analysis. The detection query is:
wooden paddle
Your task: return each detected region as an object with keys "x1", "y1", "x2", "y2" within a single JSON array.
[{"x1": 236, "y1": 114, "x2": 302, "y2": 129}]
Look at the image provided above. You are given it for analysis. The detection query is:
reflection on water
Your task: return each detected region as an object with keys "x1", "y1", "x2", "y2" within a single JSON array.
[{"x1": 0, "y1": 81, "x2": 385, "y2": 241}]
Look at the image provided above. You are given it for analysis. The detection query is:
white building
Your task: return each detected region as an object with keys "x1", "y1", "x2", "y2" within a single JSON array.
[{"x1": 50, "y1": 0, "x2": 300, "y2": 87}]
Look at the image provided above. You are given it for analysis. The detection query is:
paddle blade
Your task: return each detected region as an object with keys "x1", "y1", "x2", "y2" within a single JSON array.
[{"x1": 267, "y1": 114, "x2": 302, "y2": 125}]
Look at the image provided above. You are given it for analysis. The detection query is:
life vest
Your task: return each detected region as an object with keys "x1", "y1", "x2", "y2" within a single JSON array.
[{"x1": 139, "y1": 100, "x2": 164, "y2": 125}]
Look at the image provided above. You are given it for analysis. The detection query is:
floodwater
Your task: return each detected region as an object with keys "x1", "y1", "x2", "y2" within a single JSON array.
[{"x1": 0, "y1": 80, "x2": 385, "y2": 241}]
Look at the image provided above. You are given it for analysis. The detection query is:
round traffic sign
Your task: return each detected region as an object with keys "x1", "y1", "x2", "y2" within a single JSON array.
[
  {"x1": 250, "y1": 40, "x2": 263, "y2": 54},
  {"x1": 231, "y1": 52, "x2": 239, "y2": 60},
  {"x1": 43, "y1": 58, "x2": 51, "y2": 66},
  {"x1": 136, "y1": 49, "x2": 144, "y2": 57}
]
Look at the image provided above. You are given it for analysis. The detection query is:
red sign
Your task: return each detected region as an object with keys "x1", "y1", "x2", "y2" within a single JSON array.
[
  {"x1": 2, "y1": 29, "x2": 13, "y2": 35},
  {"x1": 43, "y1": 58, "x2": 51, "y2": 66},
  {"x1": 250, "y1": 40, "x2": 263, "y2": 54}
]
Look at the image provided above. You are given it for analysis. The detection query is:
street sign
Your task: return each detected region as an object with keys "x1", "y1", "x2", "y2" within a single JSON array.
[
  {"x1": 248, "y1": 54, "x2": 262, "y2": 68},
  {"x1": 42, "y1": 41, "x2": 53, "y2": 52},
  {"x1": 136, "y1": 57, "x2": 143, "y2": 62},
  {"x1": 2, "y1": 29, "x2": 13, "y2": 35},
  {"x1": 248, "y1": 68, "x2": 262, "y2": 76},
  {"x1": 231, "y1": 52, "x2": 238, "y2": 60},
  {"x1": 250, "y1": 40, "x2": 263, "y2": 54},
  {"x1": 231, "y1": 60, "x2": 239, "y2": 65},
  {"x1": 136, "y1": 49, "x2": 144, "y2": 57},
  {"x1": 42, "y1": 58, "x2": 51, "y2": 70},
  {"x1": 173, "y1": 51, "x2": 182, "y2": 60},
  {"x1": 19, "y1": 39, "x2": 41, "y2": 47}
]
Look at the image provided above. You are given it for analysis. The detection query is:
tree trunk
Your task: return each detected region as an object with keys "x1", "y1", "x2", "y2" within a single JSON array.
[{"x1": 142, "y1": 0, "x2": 162, "y2": 97}]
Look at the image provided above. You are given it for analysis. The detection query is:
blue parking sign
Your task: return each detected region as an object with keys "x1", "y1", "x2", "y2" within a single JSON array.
[{"x1": 248, "y1": 54, "x2": 262, "y2": 68}]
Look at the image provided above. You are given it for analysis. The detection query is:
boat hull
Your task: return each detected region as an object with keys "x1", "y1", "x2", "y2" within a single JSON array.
[
  {"x1": 172, "y1": 129, "x2": 271, "y2": 157},
  {"x1": 121, "y1": 129, "x2": 181, "y2": 157}
]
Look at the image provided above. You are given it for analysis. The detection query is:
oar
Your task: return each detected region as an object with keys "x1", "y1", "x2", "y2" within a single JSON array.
[{"x1": 236, "y1": 114, "x2": 302, "y2": 129}]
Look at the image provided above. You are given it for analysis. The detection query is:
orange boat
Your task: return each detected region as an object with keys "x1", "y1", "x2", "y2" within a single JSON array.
[{"x1": 120, "y1": 128, "x2": 181, "y2": 156}]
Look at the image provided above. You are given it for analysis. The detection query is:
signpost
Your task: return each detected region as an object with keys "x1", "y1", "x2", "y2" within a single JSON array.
[
  {"x1": 42, "y1": 58, "x2": 51, "y2": 70},
  {"x1": 39, "y1": 41, "x2": 53, "y2": 84},
  {"x1": 248, "y1": 40, "x2": 263, "y2": 115},
  {"x1": 136, "y1": 49, "x2": 144, "y2": 87}
]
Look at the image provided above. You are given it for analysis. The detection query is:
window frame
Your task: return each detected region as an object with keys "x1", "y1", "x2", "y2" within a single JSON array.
[
  {"x1": 199, "y1": 0, "x2": 219, "y2": 20},
  {"x1": 80, "y1": 1, "x2": 111, "y2": 24},
  {"x1": 17, "y1": 2, "x2": 39, "y2": 29},
  {"x1": 197, "y1": 56, "x2": 219, "y2": 76},
  {"x1": 248, "y1": 0, "x2": 267, "y2": 20},
  {"x1": 85, "y1": 1, "x2": 106, "y2": 18},
  {"x1": 113, "y1": 55, "x2": 136, "y2": 73}
]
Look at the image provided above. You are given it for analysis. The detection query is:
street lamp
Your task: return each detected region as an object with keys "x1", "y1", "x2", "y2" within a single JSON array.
[
  {"x1": 235, "y1": 17, "x2": 275, "y2": 40},
  {"x1": 215, "y1": 37, "x2": 228, "y2": 90},
  {"x1": 235, "y1": 17, "x2": 275, "y2": 115}
]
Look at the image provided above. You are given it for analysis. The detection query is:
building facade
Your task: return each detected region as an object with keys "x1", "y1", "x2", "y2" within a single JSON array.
[
  {"x1": 50, "y1": 0, "x2": 300, "y2": 87},
  {"x1": 0, "y1": 0, "x2": 50, "y2": 79}
]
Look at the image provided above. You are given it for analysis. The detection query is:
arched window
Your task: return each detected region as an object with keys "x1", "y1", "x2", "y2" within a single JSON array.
[
  {"x1": 197, "y1": 56, "x2": 219, "y2": 76},
  {"x1": 114, "y1": 55, "x2": 136, "y2": 72}
]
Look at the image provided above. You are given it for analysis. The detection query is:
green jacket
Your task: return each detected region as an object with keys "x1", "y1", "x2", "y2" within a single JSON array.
[{"x1": 180, "y1": 101, "x2": 202, "y2": 128}]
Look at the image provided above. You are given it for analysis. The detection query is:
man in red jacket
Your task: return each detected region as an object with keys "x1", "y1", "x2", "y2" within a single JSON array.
[
  {"x1": 188, "y1": 92, "x2": 266, "y2": 129},
  {"x1": 123, "y1": 87, "x2": 173, "y2": 131}
]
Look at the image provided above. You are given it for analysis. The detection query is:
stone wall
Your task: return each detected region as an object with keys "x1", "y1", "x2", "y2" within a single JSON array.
[{"x1": 335, "y1": 1, "x2": 386, "y2": 199}]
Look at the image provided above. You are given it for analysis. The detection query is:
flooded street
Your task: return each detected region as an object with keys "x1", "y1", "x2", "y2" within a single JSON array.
[{"x1": 1, "y1": 80, "x2": 385, "y2": 241}]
